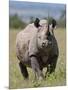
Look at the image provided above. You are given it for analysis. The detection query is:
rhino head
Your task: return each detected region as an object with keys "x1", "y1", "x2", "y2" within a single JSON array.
[
  {"x1": 34, "y1": 18, "x2": 56, "y2": 53},
  {"x1": 37, "y1": 21, "x2": 52, "y2": 52}
]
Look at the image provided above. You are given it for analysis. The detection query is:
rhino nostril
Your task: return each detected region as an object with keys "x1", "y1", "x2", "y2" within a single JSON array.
[{"x1": 42, "y1": 42, "x2": 45, "y2": 47}]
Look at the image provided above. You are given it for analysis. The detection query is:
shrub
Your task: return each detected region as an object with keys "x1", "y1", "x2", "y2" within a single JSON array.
[{"x1": 9, "y1": 14, "x2": 26, "y2": 29}]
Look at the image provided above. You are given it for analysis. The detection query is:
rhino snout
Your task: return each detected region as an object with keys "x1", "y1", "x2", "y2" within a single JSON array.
[
  {"x1": 42, "y1": 40, "x2": 52, "y2": 48},
  {"x1": 42, "y1": 42, "x2": 45, "y2": 47},
  {"x1": 48, "y1": 41, "x2": 52, "y2": 45},
  {"x1": 42, "y1": 40, "x2": 48, "y2": 47}
]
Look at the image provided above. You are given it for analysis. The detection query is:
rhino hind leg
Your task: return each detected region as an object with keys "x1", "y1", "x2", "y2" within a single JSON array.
[{"x1": 19, "y1": 62, "x2": 29, "y2": 79}]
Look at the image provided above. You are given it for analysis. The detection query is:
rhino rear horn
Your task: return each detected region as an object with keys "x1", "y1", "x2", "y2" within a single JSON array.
[{"x1": 34, "y1": 18, "x2": 40, "y2": 28}]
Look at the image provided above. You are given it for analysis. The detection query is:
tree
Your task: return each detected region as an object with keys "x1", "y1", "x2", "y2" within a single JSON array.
[
  {"x1": 60, "y1": 9, "x2": 66, "y2": 20},
  {"x1": 9, "y1": 14, "x2": 26, "y2": 29},
  {"x1": 57, "y1": 8, "x2": 66, "y2": 28}
]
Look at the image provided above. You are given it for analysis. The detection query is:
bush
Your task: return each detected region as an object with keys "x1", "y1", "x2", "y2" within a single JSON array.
[
  {"x1": 57, "y1": 19, "x2": 66, "y2": 28},
  {"x1": 9, "y1": 14, "x2": 26, "y2": 29}
]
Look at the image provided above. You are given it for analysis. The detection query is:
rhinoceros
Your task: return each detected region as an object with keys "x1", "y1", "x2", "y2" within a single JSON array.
[{"x1": 16, "y1": 18, "x2": 59, "y2": 80}]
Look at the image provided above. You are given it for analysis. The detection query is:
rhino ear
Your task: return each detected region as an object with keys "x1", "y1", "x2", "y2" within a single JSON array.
[
  {"x1": 52, "y1": 19, "x2": 56, "y2": 28},
  {"x1": 34, "y1": 18, "x2": 40, "y2": 28}
]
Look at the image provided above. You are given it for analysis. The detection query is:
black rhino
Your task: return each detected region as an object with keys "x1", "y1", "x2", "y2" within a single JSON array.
[{"x1": 16, "y1": 18, "x2": 59, "y2": 80}]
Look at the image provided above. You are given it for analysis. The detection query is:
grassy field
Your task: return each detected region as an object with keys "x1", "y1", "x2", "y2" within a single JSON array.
[{"x1": 9, "y1": 28, "x2": 66, "y2": 89}]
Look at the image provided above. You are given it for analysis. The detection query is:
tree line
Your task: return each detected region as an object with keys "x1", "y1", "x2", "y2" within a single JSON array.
[
  {"x1": 9, "y1": 14, "x2": 27, "y2": 29},
  {"x1": 9, "y1": 9, "x2": 66, "y2": 29}
]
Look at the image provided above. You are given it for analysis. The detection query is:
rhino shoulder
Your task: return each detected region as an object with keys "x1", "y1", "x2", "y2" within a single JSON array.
[{"x1": 29, "y1": 32, "x2": 38, "y2": 57}]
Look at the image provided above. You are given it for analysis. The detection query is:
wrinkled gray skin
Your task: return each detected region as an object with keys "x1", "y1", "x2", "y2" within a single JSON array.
[{"x1": 16, "y1": 19, "x2": 59, "y2": 80}]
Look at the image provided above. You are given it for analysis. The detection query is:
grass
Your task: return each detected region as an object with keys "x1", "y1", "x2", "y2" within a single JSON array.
[{"x1": 9, "y1": 28, "x2": 66, "y2": 89}]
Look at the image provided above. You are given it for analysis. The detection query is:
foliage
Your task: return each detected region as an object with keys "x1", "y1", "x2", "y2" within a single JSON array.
[
  {"x1": 57, "y1": 9, "x2": 66, "y2": 28},
  {"x1": 57, "y1": 19, "x2": 66, "y2": 28},
  {"x1": 9, "y1": 14, "x2": 26, "y2": 29}
]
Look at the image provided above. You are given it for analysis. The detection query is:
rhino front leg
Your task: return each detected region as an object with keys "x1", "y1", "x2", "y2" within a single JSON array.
[
  {"x1": 49, "y1": 55, "x2": 58, "y2": 74},
  {"x1": 46, "y1": 55, "x2": 58, "y2": 75},
  {"x1": 30, "y1": 56, "x2": 44, "y2": 80}
]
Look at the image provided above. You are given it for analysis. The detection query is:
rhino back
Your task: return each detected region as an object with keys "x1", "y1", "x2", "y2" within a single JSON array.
[{"x1": 16, "y1": 23, "x2": 37, "y2": 61}]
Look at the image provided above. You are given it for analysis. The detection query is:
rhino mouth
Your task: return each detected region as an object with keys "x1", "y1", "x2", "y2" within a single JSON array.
[{"x1": 42, "y1": 41, "x2": 52, "y2": 48}]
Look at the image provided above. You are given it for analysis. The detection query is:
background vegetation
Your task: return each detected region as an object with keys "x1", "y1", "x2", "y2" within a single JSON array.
[
  {"x1": 9, "y1": 8, "x2": 66, "y2": 29},
  {"x1": 9, "y1": 14, "x2": 27, "y2": 29}
]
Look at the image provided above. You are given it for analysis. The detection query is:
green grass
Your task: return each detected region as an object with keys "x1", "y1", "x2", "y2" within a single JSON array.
[{"x1": 9, "y1": 28, "x2": 66, "y2": 89}]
